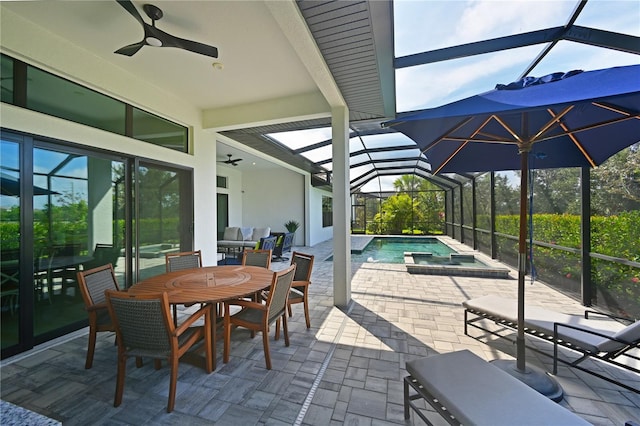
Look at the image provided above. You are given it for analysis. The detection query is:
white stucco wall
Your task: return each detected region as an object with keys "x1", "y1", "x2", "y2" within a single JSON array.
[{"x1": 240, "y1": 168, "x2": 305, "y2": 246}]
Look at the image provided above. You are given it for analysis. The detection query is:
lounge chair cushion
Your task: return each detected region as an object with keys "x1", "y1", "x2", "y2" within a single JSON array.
[
  {"x1": 463, "y1": 295, "x2": 629, "y2": 354},
  {"x1": 405, "y1": 350, "x2": 590, "y2": 425}
]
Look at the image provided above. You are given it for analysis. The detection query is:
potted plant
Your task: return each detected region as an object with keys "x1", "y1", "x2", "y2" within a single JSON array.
[{"x1": 284, "y1": 220, "x2": 300, "y2": 234}]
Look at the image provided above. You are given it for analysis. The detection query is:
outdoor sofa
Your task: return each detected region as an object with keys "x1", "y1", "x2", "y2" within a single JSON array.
[{"x1": 218, "y1": 226, "x2": 271, "y2": 250}]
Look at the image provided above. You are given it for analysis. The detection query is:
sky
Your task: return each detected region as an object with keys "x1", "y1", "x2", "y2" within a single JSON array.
[{"x1": 394, "y1": 0, "x2": 640, "y2": 112}]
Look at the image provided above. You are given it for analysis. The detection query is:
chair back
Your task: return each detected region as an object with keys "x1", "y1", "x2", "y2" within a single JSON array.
[
  {"x1": 291, "y1": 252, "x2": 314, "y2": 283},
  {"x1": 259, "y1": 236, "x2": 277, "y2": 251},
  {"x1": 242, "y1": 249, "x2": 272, "y2": 269},
  {"x1": 265, "y1": 264, "x2": 296, "y2": 324},
  {"x1": 77, "y1": 263, "x2": 120, "y2": 308},
  {"x1": 166, "y1": 250, "x2": 202, "y2": 272},
  {"x1": 105, "y1": 290, "x2": 173, "y2": 356},
  {"x1": 84, "y1": 244, "x2": 120, "y2": 270}
]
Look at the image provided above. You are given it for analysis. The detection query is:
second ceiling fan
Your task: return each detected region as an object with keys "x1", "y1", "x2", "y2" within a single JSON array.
[{"x1": 219, "y1": 154, "x2": 243, "y2": 166}]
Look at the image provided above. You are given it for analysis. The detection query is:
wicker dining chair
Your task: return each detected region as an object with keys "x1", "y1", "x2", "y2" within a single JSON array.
[
  {"x1": 165, "y1": 250, "x2": 203, "y2": 325},
  {"x1": 166, "y1": 250, "x2": 202, "y2": 272},
  {"x1": 241, "y1": 249, "x2": 272, "y2": 269},
  {"x1": 287, "y1": 251, "x2": 315, "y2": 328},
  {"x1": 105, "y1": 290, "x2": 213, "y2": 413},
  {"x1": 223, "y1": 264, "x2": 296, "y2": 370},
  {"x1": 77, "y1": 263, "x2": 120, "y2": 369}
]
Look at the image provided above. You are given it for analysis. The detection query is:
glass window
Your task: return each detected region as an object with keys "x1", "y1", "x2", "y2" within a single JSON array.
[
  {"x1": 26, "y1": 66, "x2": 126, "y2": 135},
  {"x1": 1, "y1": 54, "x2": 13, "y2": 104},
  {"x1": 322, "y1": 196, "x2": 333, "y2": 227},
  {"x1": 132, "y1": 107, "x2": 188, "y2": 152},
  {"x1": 1, "y1": 138, "x2": 20, "y2": 350}
]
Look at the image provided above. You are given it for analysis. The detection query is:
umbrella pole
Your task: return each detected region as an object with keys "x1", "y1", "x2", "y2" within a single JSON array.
[
  {"x1": 517, "y1": 151, "x2": 528, "y2": 371},
  {"x1": 491, "y1": 151, "x2": 563, "y2": 402}
]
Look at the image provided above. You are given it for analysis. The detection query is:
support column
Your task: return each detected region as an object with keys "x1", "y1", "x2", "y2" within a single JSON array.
[{"x1": 332, "y1": 105, "x2": 351, "y2": 308}]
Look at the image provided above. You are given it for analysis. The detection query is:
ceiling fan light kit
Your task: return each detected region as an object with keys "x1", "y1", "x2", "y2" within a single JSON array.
[{"x1": 115, "y1": 0, "x2": 219, "y2": 58}]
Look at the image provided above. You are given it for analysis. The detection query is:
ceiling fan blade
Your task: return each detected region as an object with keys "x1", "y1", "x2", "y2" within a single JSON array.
[
  {"x1": 114, "y1": 41, "x2": 145, "y2": 56},
  {"x1": 167, "y1": 35, "x2": 219, "y2": 58},
  {"x1": 116, "y1": 0, "x2": 145, "y2": 26}
]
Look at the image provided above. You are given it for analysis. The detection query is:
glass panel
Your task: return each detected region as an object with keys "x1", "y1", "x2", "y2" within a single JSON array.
[
  {"x1": 349, "y1": 153, "x2": 370, "y2": 166},
  {"x1": 299, "y1": 144, "x2": 332, "y2": 163},
  {"x1": 369, "y1": 148, "x2": 420, "y2": 160},
  {"x1": 360, "y1": 133, "x2": 414, "y2": 149},
  {"x1": 137, "y1": 164, "x2": 191, "y2": 282},
  {"x1": 1, "y1": 139, "x2": 20, "y2": 350},
  {"x1": 349, "y1": 137, "x2": 366, "y2": 152},
  {"x1": 1, "y1": 54, "x2": 13, "y2": 104},
  {"x1": 26, "y1": 66, "x2": 126, "y2": 135},
  {"x1": 32, "y1": 147, "x2": 125, "y2": 338},
  {"x1": 396, "y1": 45, "x2": 544, "y2": 112},
  {"x1": 531, "y1": 40, "x2": 639, "y2": 77},
  {"x1": 267, "y1": 127, "x2": 332, "y2": 150},
  {"x1": 132, "y1": 107, "x2": 188, "y2": 153},
  {"x1": 394, "y1": 1, "x2": 572, "y2": 56}
]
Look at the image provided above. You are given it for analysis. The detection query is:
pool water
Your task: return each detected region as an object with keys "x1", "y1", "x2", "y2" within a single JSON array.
[{"x1": 352, "y1": 237, "x2": 456, "y2": 264}]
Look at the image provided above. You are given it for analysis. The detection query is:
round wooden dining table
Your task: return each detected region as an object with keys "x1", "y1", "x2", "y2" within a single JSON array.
[
  {"x1": 127, "y1": 265, "x2": 274, "y2": 370},
  {"x1": 128, "y1": 265, "x2": 273, "y2": 304}
]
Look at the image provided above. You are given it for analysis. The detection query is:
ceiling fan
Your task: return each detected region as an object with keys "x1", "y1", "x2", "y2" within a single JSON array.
[
  {"x1": 114, "y1": 0, "x2": 218, "y2": 58},
  {"x1": 219, "y1": 154, "x2": 243, "y2": 166}
]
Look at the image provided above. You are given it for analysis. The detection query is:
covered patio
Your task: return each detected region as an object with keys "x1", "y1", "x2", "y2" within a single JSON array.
[{"x1": 2, "y1": 237, "x2": 639, "y2": 425}]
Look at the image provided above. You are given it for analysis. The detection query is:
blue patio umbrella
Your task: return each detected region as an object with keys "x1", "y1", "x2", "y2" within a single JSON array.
[{"x1": 384, "y1": 64, "x2": 640, "y2": 400}]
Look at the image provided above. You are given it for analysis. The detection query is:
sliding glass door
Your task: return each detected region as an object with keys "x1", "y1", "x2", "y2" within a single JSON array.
[
  {"x1": 1, "y1": 132, "x2": 128, "y2": 356},
  {"x1": 135, "y1": 161, "x2": 193, "y2": 282}
]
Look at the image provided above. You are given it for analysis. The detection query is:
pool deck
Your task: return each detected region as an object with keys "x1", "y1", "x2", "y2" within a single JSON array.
[{"x1": 1, "y1": 237, "x2": 639, "y2": 425}]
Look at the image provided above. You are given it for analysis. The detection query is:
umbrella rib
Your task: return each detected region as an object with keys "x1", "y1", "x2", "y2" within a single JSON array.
[
  {"x1": 546, "y1": 108, "x2": 597, "y2": 167},
  {"x1": 534, "y1": 106, "x2": 574, "y2": 140},
  {"x1": 592, "y1": 101, "x2": 640, "y2": 119},
  {"x1": 433, "y1": 116, "x2": 495, "y2": 174}
]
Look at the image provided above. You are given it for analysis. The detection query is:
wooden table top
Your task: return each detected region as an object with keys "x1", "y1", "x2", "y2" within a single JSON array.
[{"x1": 128, "y1": 265, "x2": 274, "y2": 305}]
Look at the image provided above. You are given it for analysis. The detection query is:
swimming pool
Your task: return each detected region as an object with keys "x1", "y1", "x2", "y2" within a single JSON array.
[
  {"x1": 348, "y1": 237, "x2": 457, "y2": 264},
  {"x1": 328, "y1": 236, "x2": 511, "y2": 279}
]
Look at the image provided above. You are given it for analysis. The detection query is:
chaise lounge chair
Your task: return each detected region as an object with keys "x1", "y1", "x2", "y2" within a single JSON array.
[{"x1": 463, "y1": 295, "x2": 640, "y2": 393}]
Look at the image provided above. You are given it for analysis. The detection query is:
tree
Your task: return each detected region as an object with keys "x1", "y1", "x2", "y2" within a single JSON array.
[
  {"x1": 530, "y1": 168, "x2": 581, "y2": 214},
  {"x1": 591, "y1": 143, "x2": 640, "y2": 215}
]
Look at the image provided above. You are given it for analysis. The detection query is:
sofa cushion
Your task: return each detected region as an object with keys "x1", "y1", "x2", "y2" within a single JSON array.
[
  {"x1": 251, "y1": 227, "x2": 271, "y2": 241},
  {"x1": 223, "y1": 227, "x2": 241, "y2": 241},
  {"x1": 240, "y1": 227, "x2": 254, "y2": 241}
]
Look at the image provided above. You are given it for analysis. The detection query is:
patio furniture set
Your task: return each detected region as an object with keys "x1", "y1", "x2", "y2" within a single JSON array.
[{"x1": 75, "y1": 248, "x2": 315, "y2": 413}]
